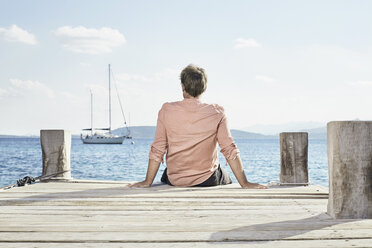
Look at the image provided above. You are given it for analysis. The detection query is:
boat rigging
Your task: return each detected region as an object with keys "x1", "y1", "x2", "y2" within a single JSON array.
[{"x1": 81, "y1": 64, "x2": 131, "y2": 144}]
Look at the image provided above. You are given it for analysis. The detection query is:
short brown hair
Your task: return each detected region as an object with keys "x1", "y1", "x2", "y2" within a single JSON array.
[{"x1": 180, "y1": 64, "x2": 207, "y2": 97}]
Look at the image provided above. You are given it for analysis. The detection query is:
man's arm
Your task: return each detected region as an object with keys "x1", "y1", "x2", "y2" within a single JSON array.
[
  {"x1": 227, "y1": 155, "x2": 267, "y2": 189},
  {"x1": 129, "y1": 106, "x2": 167, "y2": 188},
  {"x1": 128, "y1": 159, "x2": 161, "y2": 188},
  {"x1": 216, "y1": 111, "x2": 267, "y2": 189}
]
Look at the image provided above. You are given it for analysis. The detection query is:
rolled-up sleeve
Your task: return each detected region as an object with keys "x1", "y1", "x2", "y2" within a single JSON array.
[
  {"x1": 217, "y1": 113, "x2": 240, "y2": 160},
  {"x1": 149, "y1": 107, "x2": 167, "y2": 163}
]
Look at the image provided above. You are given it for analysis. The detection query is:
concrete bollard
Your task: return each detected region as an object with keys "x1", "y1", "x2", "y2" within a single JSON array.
[
  {"x1": 327, "y1": 121, "x2": 372, "y2": 219},
  {"x1": 40, "y1": 130, "x2": 72, "y2": 180},
  {"x1": 280, "y1": 132, "x2": 309, "y2": 185}
]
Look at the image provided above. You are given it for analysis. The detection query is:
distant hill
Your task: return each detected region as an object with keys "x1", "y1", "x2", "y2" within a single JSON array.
[
  {"x1": 0, "y1": 135, "x2": 17, "y2": 138},
  {"x1": 112, "y1": 126, "x2": 276, "y2": 140},
  {"x1": 230, "y1": 129, "x2": 276, "y2": 139},
  {"x1": 0, "y1": 134, "x2": 38, "y2": 138},
  {"x1": 113, "y1": 126, "x2": 156, "y2": 139},
  {"x1": 242, "y1": 121, "x2": 325, "y2": 135},
  {"x1": 300, "y1": 127, "x2": 327, "y2": 139}
]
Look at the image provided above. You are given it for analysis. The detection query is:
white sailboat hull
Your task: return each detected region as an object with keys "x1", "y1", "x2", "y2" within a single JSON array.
[{"x1": 81, "y1": 134, "x2": 125, "y2": 144}]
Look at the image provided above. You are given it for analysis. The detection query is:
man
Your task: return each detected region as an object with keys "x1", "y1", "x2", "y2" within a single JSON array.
[{"x1": 130, "y1": 64, "x2": 267, "y2": 189}]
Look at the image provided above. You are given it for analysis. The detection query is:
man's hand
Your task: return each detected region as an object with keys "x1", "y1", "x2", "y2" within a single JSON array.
[
  {"x1": 128, "y1": 181, "x2": 151, "y2": 188},
  {"x1": 127, "y1": 159, "x2": 161, "y2": 188},
  {"x1": 227, "y1": 155, "x2": 268, "y2": 189},
  {"x1": 241, "y1": 182, "x2": 268, "y2": 189}
]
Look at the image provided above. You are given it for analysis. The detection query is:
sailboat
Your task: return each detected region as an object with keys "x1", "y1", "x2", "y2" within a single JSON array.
[{"x1": 81, "y1": 64, "x2": 130, "y2": 144}]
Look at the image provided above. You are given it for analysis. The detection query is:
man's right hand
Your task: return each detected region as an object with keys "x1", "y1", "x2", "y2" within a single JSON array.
[
  {"x1": 128, "y1": 159, "x2": 161, "y2": 188},
  {"x1": 128, "y1": 181, "x2": 151, "y2": 188},
  {"x1": 242, "y1": 182, "x2": 268, "y2": 189},
  {"x1": 227, "y1": 155, "x2": 268, "y2": 189}
]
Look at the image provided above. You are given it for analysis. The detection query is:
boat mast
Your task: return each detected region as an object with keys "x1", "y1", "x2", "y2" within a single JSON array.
[
  {"x1": 90, "y1": 90, "x2": 93, "y2": 135},
  {"x1": 108, "y1": 64, "x2": 112, "y2": 134}
]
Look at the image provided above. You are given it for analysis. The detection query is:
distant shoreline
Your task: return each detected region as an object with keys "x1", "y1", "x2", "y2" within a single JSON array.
[{"x1": 0, "y1": 135, "x2": 39, "y2": 138}]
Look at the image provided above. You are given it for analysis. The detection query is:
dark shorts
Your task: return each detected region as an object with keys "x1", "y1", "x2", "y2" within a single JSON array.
[{"x1": 161, "y1": 164, "x2": 232, "y2": 187}]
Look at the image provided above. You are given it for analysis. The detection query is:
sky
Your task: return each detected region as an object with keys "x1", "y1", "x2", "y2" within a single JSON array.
[{"x1": 0, "y1": 0, "x2": 372, "y2": 135}]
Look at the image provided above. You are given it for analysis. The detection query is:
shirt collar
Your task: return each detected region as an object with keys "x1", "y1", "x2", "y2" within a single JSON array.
[{"x1": 183, "y1": 98, "x2": 201, "y2": 103}]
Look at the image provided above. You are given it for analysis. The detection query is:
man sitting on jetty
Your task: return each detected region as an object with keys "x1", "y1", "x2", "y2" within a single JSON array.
[{"x1": 130, "y1": 64, "x2": 267, "y2": 189}]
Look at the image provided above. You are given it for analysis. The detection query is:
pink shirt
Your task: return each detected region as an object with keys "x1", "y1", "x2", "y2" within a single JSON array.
[{"x1": 149, "y1": 98, "x2": 240, "y2": 186}]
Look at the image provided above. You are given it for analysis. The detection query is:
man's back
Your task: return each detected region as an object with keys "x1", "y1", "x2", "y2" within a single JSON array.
[{"x1": 150, "y1": 98, "x2": 237, "y2": 186}]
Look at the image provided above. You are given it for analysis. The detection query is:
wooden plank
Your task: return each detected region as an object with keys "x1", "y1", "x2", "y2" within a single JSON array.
[
  {"x1": 0, "y1": 239, "x2": 371, "y2": 248},
  {"x1": 0, "y1": 201, "x2": 328, "y2": 208},
  {"x1": 0, "y1": 207, "x2": 327, "y2": 215},
  {"x1": 0, "y1": 214, "x2": 329, "y2": 224},
  {"x1": 0, "y1": 186, "x2": 328, "y2": 195},
  {"x1": 0, "y1": 182, "x2": 328, "y2": 193},
  {"x1": 0, "y1": 191, "x2": 329, "y2": 198},
  {"x1": 1, "y1": 220, "x2": 371, "y2": 232},
  {"x1": 0, "y1": 187, "x2": 329, "y2": 195},
  {"x1": 0, "y1": 229, "x2": 371, "y2": 242},
  {"x1": 0, "y1": 200, "x2": 328, "y2": 209},
  {"x1": 0, "y1": 206, "x2": 326, "y2": 212},
  {"x1": 0, "y1": 183, "x2": 328, "y2": 192}
]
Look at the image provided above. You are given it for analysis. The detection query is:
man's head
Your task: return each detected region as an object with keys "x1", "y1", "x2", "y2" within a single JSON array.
[{"x1": 180, "y1": 64, "x2": 207, "y2": 98}]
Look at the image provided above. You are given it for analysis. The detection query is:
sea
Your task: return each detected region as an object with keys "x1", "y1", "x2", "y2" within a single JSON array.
[{"x1": 0, "y1": 137, "x2": 328, "y2": 188}]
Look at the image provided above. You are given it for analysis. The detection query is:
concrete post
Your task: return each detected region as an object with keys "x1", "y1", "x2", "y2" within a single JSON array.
[
  {"x1": 327, "y1": 121, "x2": 372, "y2": 219},
  {"x1": 280, "y1": 132, "x2": 309, "y2": 185},
  {"x1": 40, "y1": 130, "x2": 72, "y2": 180}
]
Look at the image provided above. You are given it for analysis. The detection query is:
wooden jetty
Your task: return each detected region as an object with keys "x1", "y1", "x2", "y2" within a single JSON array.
[{"x1": 1, "y1": 180, "x2": 371, "y2": 247}]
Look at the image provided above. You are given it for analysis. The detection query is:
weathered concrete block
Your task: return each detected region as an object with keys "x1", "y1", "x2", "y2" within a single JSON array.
[
  {"x1": 327, "y1": 121, "x2": 372, "y2": 219},
  {"x1": 40, "y1": 130, "x2": 72, "y2": 180},
  {"x1": 280, "y1": 132, "x2": 309, "y2": 185}
]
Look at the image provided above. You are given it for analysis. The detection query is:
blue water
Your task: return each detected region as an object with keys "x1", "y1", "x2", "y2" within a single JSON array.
[{"x1": 0, "y1": 138, "x2": 328, "y2": 188}]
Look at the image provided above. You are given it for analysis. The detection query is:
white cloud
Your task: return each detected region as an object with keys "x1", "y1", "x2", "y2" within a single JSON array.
[
  {"x1": 85, "y1": 84, "x2": 109, "y2": 96},
  {"x1": 154, "y1": 68, "x2": 179, "y2": 81},
  {"x1": 349, "y1": 80, "x2": 372, "y2": 87},
  {"x1": 60, "y1": 91, "x2": 81, "y2": 103},
  {"x1": 115, "y1": 73, "x2": 150, "y2": 82},
  {"x1": 54, "y1": 26, "x2": 126, "y2": 54},
  {"x1": 116, "y1": 68, "x2": 179, "y2": 83},
  {"x1": 255, "y1": 75, "x2": 276, "y2": 83},
  {"x1": 10, "y1": 78, "x2": 55, "y2": 98},
  {"x1": 79, "y1": 62, "x2": 91, "y2": 67},
  {"x1": 0, "y1": 25, "x2": 37, "y2": 45},
  {"x1": 234, "y1": 38, "x2": 262, "y2": 49},
  {"x1": 0, "y1": 88, "x2": 9, "y2": 98}
]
